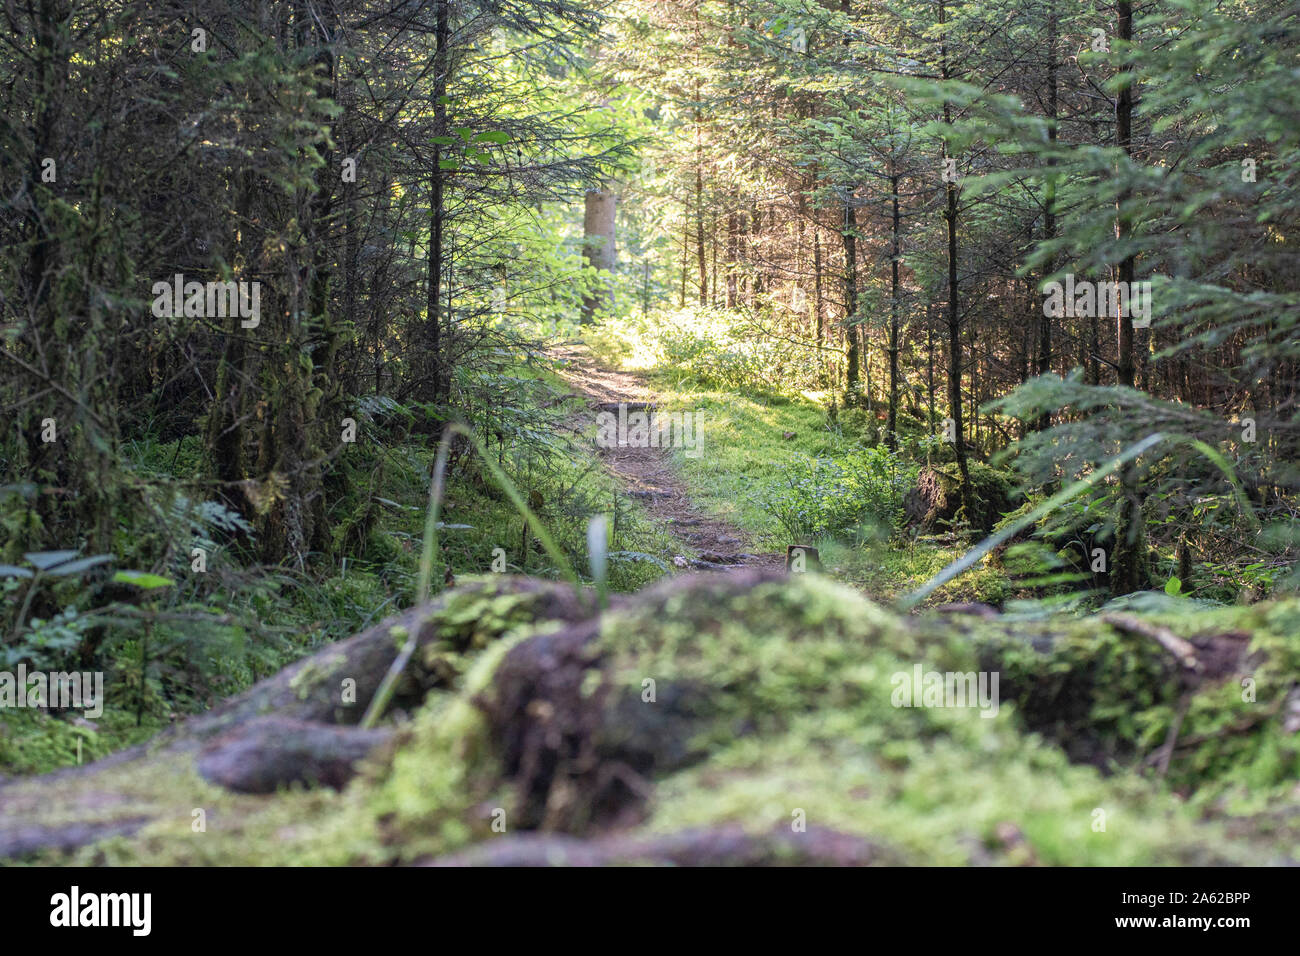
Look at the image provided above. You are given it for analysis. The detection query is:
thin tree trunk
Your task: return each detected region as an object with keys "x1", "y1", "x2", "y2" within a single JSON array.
[
  {"x1": 813, "y1": 226, "x2": 824, "y2": 341},
  {"x1": 1111, "y1": 0, "x2": 1148, "y2": 595},
  {"x1": 710, "y1": 211, "x2": 718, "y2": 307},
  {"x1": 1115, "y1": 0, "x2": 1136, "y2": 389},
  {"x1": 426, "y1": 0, "x2": 450, "y2": 403},
  {"x1": 726, "y1": 193, "x2": 738, "y2": 307},
  {"x1": 927, "y1": 304, "x2": 936, "y2": 468},
  {"x1": 842, "y1": 195, "x2": 860, "y2": 404},
  {"x1": 940, "y1": 0, "x2": 973, "y2": 518},
  {"x1": 887, "y1": 170, "x2": 901, "y2": 451},
  {"x1": 1036, "y1": 1, "x2": 1058, "y2": 431},
  {"x1": 680, "y1": 215, "x2": 688, "y2": 308}
]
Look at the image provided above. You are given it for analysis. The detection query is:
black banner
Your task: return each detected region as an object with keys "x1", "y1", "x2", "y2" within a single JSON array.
[{"x1": 0, "y1": 866, "x2": 1281, "y2": 943}]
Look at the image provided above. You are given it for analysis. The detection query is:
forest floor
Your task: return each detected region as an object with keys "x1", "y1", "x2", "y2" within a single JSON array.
[
  {"x1": 6, "y1": 348, "x2": 1296, "y2": 867},
  {"x1": 551, "y1": 345, "x2": 784, "y2": 573}
]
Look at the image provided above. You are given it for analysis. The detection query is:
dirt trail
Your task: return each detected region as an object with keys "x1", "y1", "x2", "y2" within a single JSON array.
[{"x1": 552, "y1": 345, "x2": 783, "y2": 572}]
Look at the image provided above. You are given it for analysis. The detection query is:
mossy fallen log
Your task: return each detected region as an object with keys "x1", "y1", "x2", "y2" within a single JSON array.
[
  {"x1": 2, "y1": 570, "x2": 1297, "y2": 866},
  {"x1": 196, "y1": 718, "x2": 394, "y2": 794}
]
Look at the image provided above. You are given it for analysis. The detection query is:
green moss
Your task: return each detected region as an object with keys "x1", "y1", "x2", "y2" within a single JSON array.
[
  {"x1": 428, "y1": 583, "x2": 561, "y2": 650},
  {"x1": 357, "y1": 630, "x2": 534, "y2": 862},
  {"x1": 643, "y1": 723, "x2": 1249, "y2": 865},
  {"x1": 596, "y1": 575, "x2": 929, "y2": 748},
  {"x1": 358, "y1": 574, "x2": 1294, "y2": 864},
  {"x1": 288, "y1": 652, "x2": 348, "y2": 702},
  {"x1": 979, "y1": 599, "x2": 1300, "y2": 797},
  {"x1": 923, "y1": 461, "x2": 1020, "y2": 533}
]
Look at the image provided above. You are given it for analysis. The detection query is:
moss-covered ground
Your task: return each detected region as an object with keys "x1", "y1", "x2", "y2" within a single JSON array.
[{"x1": 5, "y1": 572, "x2": 1292, "y2": 866}]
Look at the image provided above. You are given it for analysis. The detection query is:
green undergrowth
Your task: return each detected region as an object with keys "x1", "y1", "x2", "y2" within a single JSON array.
[
  {"x1": 816, "y1": 538, "x2": 1014, "y2": 608},
  {"x1": 3, "y1": 362, "x2": 675, "y2": 778},
  {"x1": 0, "y1": 708, "x2": 156, "y2": 777}
]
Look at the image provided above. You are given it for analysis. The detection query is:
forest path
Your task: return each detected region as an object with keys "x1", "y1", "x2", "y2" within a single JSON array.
[{"x1": 551, "y1": 345, "x2": 784, "y2": 573}]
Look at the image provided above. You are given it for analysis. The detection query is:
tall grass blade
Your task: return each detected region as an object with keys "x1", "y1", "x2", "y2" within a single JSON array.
[{"x1": 362, "y1": 421, "x2": 582, "y2": 729}]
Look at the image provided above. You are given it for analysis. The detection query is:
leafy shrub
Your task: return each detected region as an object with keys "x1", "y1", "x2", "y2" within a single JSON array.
[
  {"x1": 646, "y1": 307, "x2": 823, "y2": 394},
  {"x1": 2, "y1": 606, "x2": 98, "y2": 671},
  {"x1": 757, "y1": 446, "x2": 915, "y2": 543}
]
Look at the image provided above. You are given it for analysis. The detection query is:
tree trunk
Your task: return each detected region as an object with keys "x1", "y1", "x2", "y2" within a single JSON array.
[
  {"x1": 726, "y1": 193, "x2": 738, "y2": 308},
  {"x1": 842, "y1": 195, "x2": 861, "y2": 404},
  {"x1": 1110, "y1": 0, "x2": 1147, "y2": 596},
  {"x1": 425, "y1": 0, "x2": 450, "y2": 401},
  {"x1": 940, "y1": 0, "x2": 973, "y2": 518},
  {"x1": 927, "y1": 304, "x2": 936, "y2": 466},
  {"x1": 1036, "y1": 1, "x2": 1058, "y2": 431},
  {"x1": 887, "y1": 171, "x2": 902, "y2": 451},
  {"x1": 680, "y1": 215, "x2": 688, "y2": 308},
  {"x1": 814, "y1": 226, "x2": 824, "y2": 380},
  {"x1": 1115, "y1": 0, "x2": 1136, "y2": 389},
  {"x1": 581, "y1": 186, "x2": 617, "y2": 322}
]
